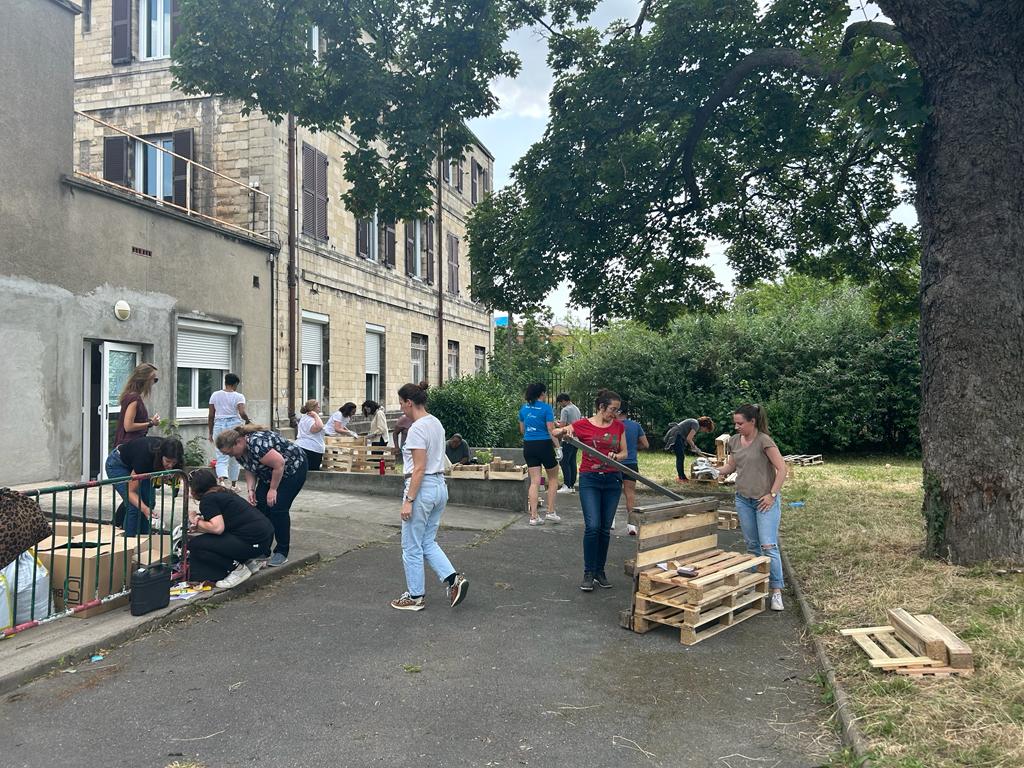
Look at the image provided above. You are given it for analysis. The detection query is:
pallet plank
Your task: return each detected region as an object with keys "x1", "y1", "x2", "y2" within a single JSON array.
[
  {"x1": 913, "y1": 614, "x2": 973, "y2": 669},
  {"x1": 888, "y1": 608, "x2": 948, "y2": 664},
  {"x1": 637, "y1": 511, "x2": 719, "y2": 541},
  {"x1": 635, "y1": 535, "x2": 719, "y2": 569}
]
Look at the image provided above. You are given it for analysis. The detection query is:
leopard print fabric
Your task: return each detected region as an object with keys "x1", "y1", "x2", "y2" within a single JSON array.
[{"x1": 0, "y1": 488, "x2": 53, "y2": 570}]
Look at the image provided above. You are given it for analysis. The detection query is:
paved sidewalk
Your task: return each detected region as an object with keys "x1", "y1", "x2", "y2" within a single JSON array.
[{"x1": 1, "y1": 495, "x2": 837, "y2": 768}]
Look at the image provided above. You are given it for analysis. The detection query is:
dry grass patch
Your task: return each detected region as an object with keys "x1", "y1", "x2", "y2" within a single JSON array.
[{"x1": 634, "y1": 452, "x2": 1024, "y2": 766}]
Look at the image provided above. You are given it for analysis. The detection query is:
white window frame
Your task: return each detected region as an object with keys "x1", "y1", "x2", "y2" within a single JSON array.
[
  {"x1": 139, "y1": 0, "x2": 172, "y2": 61},
  {"x1": 365, "y1": 324, "x2": 384, "y2": 404},
  {"x1": 447, "y1": 340, "x2": 460, "y2": 381},
  {"x1": 411, "y1": 334, "x2": 428, "y2": 384},
  {"x1": 175, "y1": 319, "x2": 238, "y2": 419},
  {"x1": 474, "y1": 345, "x2": 487, "y2": 374},
  {"x1": 301, "y1": 312, "x2": 328, "y2": 405},
  {"x1": 134, "y1": 134, "x2": 173, "y2": 202}
]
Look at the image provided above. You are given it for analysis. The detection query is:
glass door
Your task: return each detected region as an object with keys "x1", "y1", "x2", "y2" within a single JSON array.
[{"x1": 99, "y1": 342, "x2": 141, "y2": 476}]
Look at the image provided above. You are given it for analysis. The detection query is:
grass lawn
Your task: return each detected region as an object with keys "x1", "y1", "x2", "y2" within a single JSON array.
[{"x1": 633, "y1": 452, "x2": 1024, "y2": 767}]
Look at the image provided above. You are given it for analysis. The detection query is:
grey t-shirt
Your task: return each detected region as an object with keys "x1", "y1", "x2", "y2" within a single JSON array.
[
  {"x1": 728, "y1": 431, "x2": 780, "y2": 499},
  {"x1": 666, "y1": 418, "x2": 699, "y2": 450},
  {"x1": 558, "y1": 403, "x2": 582, "y2": 426}
]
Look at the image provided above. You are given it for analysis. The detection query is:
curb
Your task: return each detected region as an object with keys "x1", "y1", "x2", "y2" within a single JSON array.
[
  {"x1": 781, "y1": 550, "x2": 874, "y2": 766},
  {"x1": 0, "y1": 552, "x2": 321, "y2": 696}
]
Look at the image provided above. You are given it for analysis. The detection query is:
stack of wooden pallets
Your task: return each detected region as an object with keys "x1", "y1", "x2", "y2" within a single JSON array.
[
  {"x1": 620, "y1": 498, "x2": 770, "y2": 646},
  {"x1": 450, "y1": 463, "x2": 489, "y2": 479},
  {"x1": 321, "y1": 436, "x2": 397, "y2": 474},
  {"x1": 783, "y1": 454, "x2": 823, "y2": 466},
  {"x1": 488, "y1": 461, "x2": 528, "y2": 481},
  {"x1": 717, "y1": 508, "x2": 739, "y2": 530},
  {"x1": 841, "y1": 609, "x2": 974, "y2": 677}
]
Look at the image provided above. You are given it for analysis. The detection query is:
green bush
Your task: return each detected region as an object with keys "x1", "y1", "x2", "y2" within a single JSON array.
[{"x1": 427, "y1": 374, "x2": 521, "y2": 448}]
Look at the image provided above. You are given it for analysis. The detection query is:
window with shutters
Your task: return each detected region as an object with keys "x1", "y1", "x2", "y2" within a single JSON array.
[
  {"x1": 379, "y1": 221, "x2": 396, "y2": 268},
  {"x1": 404, "y1": 221, "x2": 419, "y2": 277},
  {"x1": 104, "y1": 131, "x2": 193, "y2": 209},
  {"x1": 446, "y1": 233, "x2": 460, "y2": 295},
  {"x1": 356, "y1": 217, "x2": 374, "y2": 260},
  {"x1": 423, "y1": 217, "x2": 435, "y2": 285},
  {"x1": 454, "y1": 159, "x2": 464, "y2": 193},
  {"x1": 139, "y1": 0, "x2": 173, "y2": 60},
  {"x1": 411, "y1": 334, "x2": 428, "y2": 385},
  {"x1": 447, "y1": 340, "x2": 460, "y2": 380},
  {"x1": 302, "y1": 143, "x2": 329, "y2": 241},
  {"x1": 175, "y1": 319, "x2": 237, "y2": 417},
  {"x1": 365, "y1": 327, "x2": 384, "y2": 403},
  {"x1": 301, "y1": 317, "x2": 327, "y2": 404},
  {"x1": 135, "y1": 135, "x2": 173, "y2": 203},
  {"x1": 474, "y1": 346, "x2": 487, "y2": 374}
]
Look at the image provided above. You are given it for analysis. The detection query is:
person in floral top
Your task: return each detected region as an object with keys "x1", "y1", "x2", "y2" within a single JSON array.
[{"x1": 215, "y1": 425, "x2": 307, "y2": 567}]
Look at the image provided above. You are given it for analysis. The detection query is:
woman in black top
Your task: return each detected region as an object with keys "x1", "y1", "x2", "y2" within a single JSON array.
[
  {"x1": 215, "y1": 425, "x2": 307, "y2": 567},
  {"x1": 187, "y1": 468, "x2": 275, "y2": 588},
  {"x1": 104, "y1": 436, "x2": 184, "y2": 536}
]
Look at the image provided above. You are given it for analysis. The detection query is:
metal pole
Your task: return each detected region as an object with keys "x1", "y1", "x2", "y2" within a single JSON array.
[{"x1": 561, "y1": 435, "x2": 686, "y2": 501}]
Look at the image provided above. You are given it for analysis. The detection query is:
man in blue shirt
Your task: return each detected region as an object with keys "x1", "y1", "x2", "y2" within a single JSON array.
[{"x1": 617, "y1": 412, "x2": 648, "y2": 535}]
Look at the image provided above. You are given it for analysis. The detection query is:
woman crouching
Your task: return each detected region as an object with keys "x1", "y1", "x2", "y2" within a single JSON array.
[{"x1": 187, "y1": 468, "x2": 275, "y2": 589}]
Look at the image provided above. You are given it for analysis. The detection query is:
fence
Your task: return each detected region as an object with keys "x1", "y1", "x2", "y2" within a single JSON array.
[{"x1": 2, "y1": 470, "x2": 189, "y2": 638}]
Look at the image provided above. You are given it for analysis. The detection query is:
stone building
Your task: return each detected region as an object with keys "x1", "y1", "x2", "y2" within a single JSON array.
[
  {"x1": 0, "y1": 0, "x2": 277, "y2": 484},
  {"x1": 72, "y1": 0, "x2": 496, "y2": 428}
]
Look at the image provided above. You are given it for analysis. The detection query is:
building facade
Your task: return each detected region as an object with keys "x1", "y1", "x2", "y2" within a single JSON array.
[
  {"x1": 72, "y1": 0, "x2": 495, "y2": 426},
  {"x1": 1, "y1": 0, "x2": 277, "y2": 484}
]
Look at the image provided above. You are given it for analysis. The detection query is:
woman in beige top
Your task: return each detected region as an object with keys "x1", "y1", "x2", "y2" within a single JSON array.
[{"x1": 716, "y1": 404, "x2": 788, "y2": 611}]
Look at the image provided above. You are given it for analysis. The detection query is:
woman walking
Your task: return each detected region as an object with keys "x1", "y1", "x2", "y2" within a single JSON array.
[
  {"x1": 294, "y1": 399, "x2": 326, "y2": 471},
  {"x1": 216, "y1": 425, "x2": 308, "y2": 567},
  {"x1": 186, "y1": 468, "x2": 275, "y2": 589},
  {"x1": 664, "y1": 416, "x2": 715, "y2": 481},
  {"x1": 105, "y1": 435, "x2": 184, "y2": 536},
  {"x1": 519, "y1": 383, "x2": 561, "y2": 526},
  {"x1": 207, "y1": 373, "x2": 251, "y2": 489},
  {"x1": 362, "y1": 400, "x2": 389, "y2": 446},
  {"x1": 563, "y1": 390, "x2": 627, "y2": 592},
  {"x1": 715, "y1": 404, "x2": 788, "y2": 611},
  {"x1": 113, "y1": 363, "x2": 161, "y2": 448},
  {"x1": 390, "y1": 383, "x2": 468, "y2": 611}
]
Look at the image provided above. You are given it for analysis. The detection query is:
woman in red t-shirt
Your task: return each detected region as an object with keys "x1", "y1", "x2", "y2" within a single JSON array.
[{"x1": 561, "y1": 389, "x2": 627, "y2": 592}]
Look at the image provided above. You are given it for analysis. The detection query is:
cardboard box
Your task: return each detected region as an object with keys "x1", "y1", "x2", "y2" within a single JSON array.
[
  {"x1": 133, "y1": 535, "x2": 174, "y2": 568},
  {"x1": 48, "y1": 535, "x2": 139, "y2": 617},
  {"x1": 47, "y1": 521, "x2": 101, "y2": 539}
]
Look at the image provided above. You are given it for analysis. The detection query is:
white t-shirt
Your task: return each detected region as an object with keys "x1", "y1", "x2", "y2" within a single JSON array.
[
  {"x1": 323, "y1": 411, "x2": 349, "y2": 436},
  {"x1": 402, "y1": 414, "x2": 446, "y2": 475},
  {"x1": 209, "y1": 389, "x2": 245, "y2": 419},
  {"x1": 294, "y1": 413, "x2": 325, "y2": 453}
]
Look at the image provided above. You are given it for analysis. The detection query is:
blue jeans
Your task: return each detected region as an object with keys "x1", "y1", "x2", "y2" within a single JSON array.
[
  {"x1": 578, "y1": 471, "x2": 622, "y2": 575},
  {"x1": 213, "y1": 416, "x2": 242, "y2": 481},
  {"x1": 105, "y1": 449, "x2": 153, "y2": 537},
  {"x1": 401, "y1": 474, "x2": 456, "y2": 597},
  {"x1": 734, "y1": 493, "x2": 784, "y2": 589}
]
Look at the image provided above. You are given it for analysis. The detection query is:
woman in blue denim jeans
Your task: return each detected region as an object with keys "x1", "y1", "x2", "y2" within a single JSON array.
[
  {"x1": 207, "y1": 373, "x2": 250, "y2": 490},
  {"x1": 561, "y1": 389, "x2": 628, "y2": 592},
  {"x1": 716, "y1": 404, "x2": 789, "y2": 611}
]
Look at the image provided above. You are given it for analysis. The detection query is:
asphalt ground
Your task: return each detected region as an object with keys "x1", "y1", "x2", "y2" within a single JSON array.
[{"x1": 2, "y1": 506, "x2": 838, "y2": 768}]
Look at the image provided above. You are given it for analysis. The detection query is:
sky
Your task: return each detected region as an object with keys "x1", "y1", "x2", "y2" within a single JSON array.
[{"x1": 466, "y1": 1, "x2": 896, "y2": 324}]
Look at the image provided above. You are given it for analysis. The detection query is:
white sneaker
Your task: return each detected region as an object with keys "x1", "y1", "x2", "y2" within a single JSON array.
[
  {"x1": 216, "y1": 563, "x2": 252, "y2": 590},
  {"x1": 528, "y1": 517, "x2": 543, "y2": 526},
  {"x1": 770, "y1": 592, "x2": 784, "y2": 611},
  {"x1": 545, "y1": 512, "x2": 562, "y2": 523},
  {"x1": 556, "y1": 486, "x2": 573, "y2": 494},
  {"x1": 627, "y1": 524, "x2": 638, "y2": 536}
]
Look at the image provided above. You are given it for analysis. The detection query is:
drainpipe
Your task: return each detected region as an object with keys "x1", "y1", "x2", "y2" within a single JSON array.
[
  {"x1": 287, "y1": 114, "x2": 298, "y2": 425},
  {"x1": 436, "y1": 136, "x2": 445, "y2": 386}
]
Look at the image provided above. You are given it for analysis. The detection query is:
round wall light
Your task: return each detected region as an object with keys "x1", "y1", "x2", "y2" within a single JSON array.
[{"x1": 114, "y1": 300, "x2": 131, "y2": 321}]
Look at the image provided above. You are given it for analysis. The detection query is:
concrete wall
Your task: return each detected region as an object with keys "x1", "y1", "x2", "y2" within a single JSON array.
[
  {"x1": 304, "y1": 471, "x2": 528, "y2": 513},
  {"x1": 0, "y1": 1, "x2": 276, "y2": 485}
]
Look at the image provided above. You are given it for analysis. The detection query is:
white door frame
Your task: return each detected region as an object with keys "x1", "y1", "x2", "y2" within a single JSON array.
[{"x1": 97, "y1": 341, "x2": 142, "y2": 478}]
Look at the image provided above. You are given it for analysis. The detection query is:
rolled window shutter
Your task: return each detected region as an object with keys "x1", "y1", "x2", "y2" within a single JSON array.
[
  {"x1": 103, "y1": 136, "x2": 129, "y2": 187},
  {"x1": 315, "y1": 151, "x2": 329, "y2": 240},
  {"x1": 365, "y1": 332, "x2": 381, "y2": 375},
  {"x1": 301, "y1": 144, "x2": 315, "y2": 236},
  {"x1": 177, "y1": 330, "x2": 232, "y2": 369},
  {"x1": 111, "y1": 0, "x2": 131, "y2": 65},
  {"x1": 301, "y1": 322, "x2": 323, "y2": 365},
  {"x1": 172, "y1": 128, "x2": 193, "y2": 209}
]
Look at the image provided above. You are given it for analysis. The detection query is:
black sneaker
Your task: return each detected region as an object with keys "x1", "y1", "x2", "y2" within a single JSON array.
[
  {"x1": 579, "y1": 572, "x2": 595, "y2": 592},
  {"x1": 593, "y1": 572, "x2": 612, "y2": 589}
]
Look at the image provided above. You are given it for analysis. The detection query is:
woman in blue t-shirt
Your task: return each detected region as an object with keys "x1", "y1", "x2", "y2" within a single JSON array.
[{"x1": 519, "y1": 383, "x2": 561, "y2": 526}]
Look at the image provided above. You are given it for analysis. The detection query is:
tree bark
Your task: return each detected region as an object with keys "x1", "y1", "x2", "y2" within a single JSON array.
[{"x1": 879, "y1": 1, "x2": 1024, "y2": 562}]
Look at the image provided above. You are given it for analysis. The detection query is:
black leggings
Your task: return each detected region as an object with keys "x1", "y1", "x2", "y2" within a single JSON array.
[
  {"x1": 560, "y1": 444, "x2": 578, "y2": 489},
  {"x1": 189, "y1": 532, "x2": 272, "y2": 582},
  {"x1": 674, "y1": 439, "x2": 687, "y2": 479},
  {"x1": 303, "y1": 448, "x2": 323, "y2": 471},
  {"x1": 255, "y1": 461, "x2": 307, "y2": 557}
]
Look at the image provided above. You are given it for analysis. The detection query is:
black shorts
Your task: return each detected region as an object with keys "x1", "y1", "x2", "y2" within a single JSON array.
[
  {"x1": 523, "y1": 439, "x2": 557, "y2": 469},
  {"x1": 621, "y1": 461, "x2": 639, "y2": 477}
]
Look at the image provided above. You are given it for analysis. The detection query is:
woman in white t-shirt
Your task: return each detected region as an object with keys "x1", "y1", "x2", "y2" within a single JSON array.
[
  {"x1": 294, "y1": 399, "x2": 326, "y2": 471},
  {"x1": 324, "y1": 402, "x2": 358, "y2": 437},
  {"x1": 390, "y1": 383, "x2": 468, "y2": 612},
  {"x1": 208, "y1": 373, "x2": 250, "y2": 489}
]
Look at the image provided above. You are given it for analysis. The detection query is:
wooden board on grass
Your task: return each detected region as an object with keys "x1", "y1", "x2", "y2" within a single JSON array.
[
  {"x1": 913, "y1": 614, "x2": 973, "y2": 669},
  {"x1": 887, "y1": 608, "x2": 949, "y2": 665}
]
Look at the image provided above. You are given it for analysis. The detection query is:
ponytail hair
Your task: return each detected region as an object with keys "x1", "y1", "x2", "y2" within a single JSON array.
[
  {"x1": 300, "y1": 399, "x2": 319, "y2": 414},
  {"x1": 734, "y1": 403, "x2": 769, "y2": 434},
  {"x1": 594, "y1": 388, "x2": 621, "y2": 412},
  {"x1": 397, "y1": 382, "x2": 428, "y2": 406},
  {"x1": 524, "y1": 382, "x2": 546, "y2": 404}
]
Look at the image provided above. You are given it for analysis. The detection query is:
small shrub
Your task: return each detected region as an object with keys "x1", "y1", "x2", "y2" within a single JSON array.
[{"x1": 427, "y1": 374, "x2": 520, "y2": 448}]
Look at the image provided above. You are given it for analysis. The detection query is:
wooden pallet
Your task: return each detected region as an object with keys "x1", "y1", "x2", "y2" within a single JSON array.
[
  {"x1": 631, "y1": 592, "x2": 767, "y2": 645},
  {"x1": 489, "y1": 469, "x2": 528, "y2": 481},
  {"x1": 717, "y1": 509, "x2": 739, "y2": 530},
  {"x1": 635, "y1": 573, "x2": 768, "y2": 623},
  {"x1": 839, "y1": 626, "x2": 946, "y2": 670},
  {"x1": 639, "y1": 550, "x2": 771, "y2": 602},
  {"x1": 451, "y1": 464, "x2": 489, "y2": 479},
  {"x1": 783, "y1": 454, "x2": 823, "y2": 466},
  {"x1": 842, "y1": 611, "x2": 973, "y2": 676}
]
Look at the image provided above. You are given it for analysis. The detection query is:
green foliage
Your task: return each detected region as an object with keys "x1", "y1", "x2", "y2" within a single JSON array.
[
  {"x1": 160, "y1": 420, "x2": 208, "y2": 467},
  {"x1": 489, "y1": 315, "x2": 563, "y2": 393},
  {"x1": 426, "y1": 374, "x2": 520, "y2": 448},
  {"x1": 561, "y1": 276, "x2": 920, "y2": 455}
]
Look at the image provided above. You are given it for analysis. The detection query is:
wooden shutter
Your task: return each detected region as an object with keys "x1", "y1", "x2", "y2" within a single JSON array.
[
  {"x1": 442, "y1": 158, "x2": 450, "y2": 183},
  {"x1": 447, "y1": 234, "x2": 460, "y2": 294},
  {"x1": 471, "y1": 160, "x2": 478, "y2": 204},
  {"x1": 111, "y1": 0, "x2": 132, "y2": 65},
  {"x1": 315, "y1": 151, "x2": 329, "y2": 240},
  {"x1": 103, "y1": 135, "x2": 129, "y2": 186},
  {"x1": 382, "y1": 222, "x2": 396, "y2": 268},
  {"x1": 356, "y1": 218, "x2": 370, "y2": 258},
  {"x1": 455, "y1": 160, "x2": 464, "y2": 193},
  {"x1": 404, "y1": 221, "x2": 417, "y2": 275},
  {"x1": 171, "y1": 128, "x2": 193, "y2": 209},
  {"x1": 301, "y1": 144, "x2": 316, "y2": 237},
  {"x1": 424, "y1": 218, "x2": 435, "y2": 284}
]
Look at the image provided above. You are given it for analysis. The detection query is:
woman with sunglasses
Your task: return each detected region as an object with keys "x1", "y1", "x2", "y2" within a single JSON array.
[{"x1": 113, "y1": 363, "x2": 161, "y2": 448}]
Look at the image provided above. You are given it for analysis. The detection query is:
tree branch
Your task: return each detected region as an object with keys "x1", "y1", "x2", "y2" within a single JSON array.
[{"x1": 839, "y1": 20, "x2": 903, "y2": 57}]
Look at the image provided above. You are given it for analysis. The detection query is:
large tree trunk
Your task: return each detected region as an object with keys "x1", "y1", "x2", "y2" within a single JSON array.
[{"x1": 880, "y1": 2, "x2": 1024, "y2": 563}]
